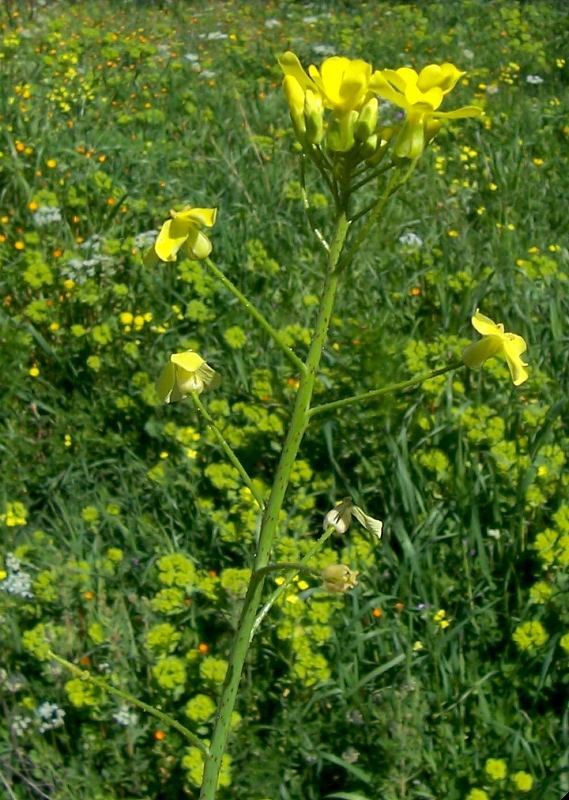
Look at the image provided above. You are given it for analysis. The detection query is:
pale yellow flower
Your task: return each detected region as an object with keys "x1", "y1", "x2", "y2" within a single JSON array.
[
  {"x1": 462, "y1": 309, "x2": 528, "y2": 386},
  {"x1": 145, "y1": 207, "x2": 217, "y2": 265},
  {"x1": 156, "y1": 351, "x2": 217, "y2": 403}
]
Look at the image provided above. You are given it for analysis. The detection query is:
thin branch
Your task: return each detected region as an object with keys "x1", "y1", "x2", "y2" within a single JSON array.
[
  {"x1": 300, "y1": 155, "x2": 330, "y2": 252},
  {"x1": 249, "y1": 526, "x2": 336, "y2": 641},
  {"x1": 191, "y1": 392, "x2": 266, "y2": 510},
  {"x1": 203, "y1": 258, "x2": 307, "y2": 375},
  {"x1": 309, "y1": 361, "x2": 464, "y2": 418},
  {"x1": 48, "y1": 652, "x2": 209, "y2": 756}
]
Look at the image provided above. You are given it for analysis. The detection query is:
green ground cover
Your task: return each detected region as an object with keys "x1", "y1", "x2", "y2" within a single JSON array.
[{"x1": 1, "y1": 1, "x2": 568, "y2": 798}]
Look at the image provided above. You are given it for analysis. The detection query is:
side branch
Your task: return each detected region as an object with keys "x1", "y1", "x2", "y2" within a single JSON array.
[
  {"x1": 203, "y1": 258, "x2": 307, "y2": 375},
  {"x1": 309, "y1": 361, "x2": 464, "y2": 418},
  {"x1": 48, "y1": 651, "x2": 209, "y2": 756},
  {"x1": 191, "y1": 393, "x2": 266, "y2": 510}
]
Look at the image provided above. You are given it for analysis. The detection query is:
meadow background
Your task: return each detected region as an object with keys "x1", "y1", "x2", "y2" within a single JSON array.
[{"x1": 1, "y1": 1, "x2": 568, "y2": 798}]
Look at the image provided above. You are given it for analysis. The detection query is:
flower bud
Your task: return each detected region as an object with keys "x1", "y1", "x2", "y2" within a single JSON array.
[
  {"x1": 323, "y1": 498, "x2": 353, "y2": 534},
  {"x1": 354, "y1": 97, "x2": 378, "y2": 142},
  {"x1": 304, "y1": 89, "x2": 324, "y2": 144},
  {"x1": 283, "y1": 75, "x2": 306, "y2": 139},
  {"x1": 326, "y1": 111, "x2": 357, "y2": 153},
  {"x1": 321, "y1": 564, "x2": 359, "y2": 594}
]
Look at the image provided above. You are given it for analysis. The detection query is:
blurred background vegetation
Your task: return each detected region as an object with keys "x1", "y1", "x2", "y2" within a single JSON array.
[{"x1": 1, "y1": 1, "x2": 568, "y2": 798}]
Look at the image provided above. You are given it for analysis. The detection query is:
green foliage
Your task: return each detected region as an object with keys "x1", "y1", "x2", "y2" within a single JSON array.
[{"x1": 1, "y1": 1, "x2": 568, "y2": 799}]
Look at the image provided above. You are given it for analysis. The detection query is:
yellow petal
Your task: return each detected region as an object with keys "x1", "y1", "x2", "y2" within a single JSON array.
[
  {"x1": 369, "y1": 71, "x2": 405, "y2": 107},
  {"x1": 471, "y1": 310, "x2": 503, "y2": 336},
  {"x1": 155, "y1": 362, "x2": 176, "y2": 403},
  {"x1": 438, "y1": 62, "x2": 465, "y2": 92},
  {"x1": 503, "y1": 333, "x2": 529, "y2": 386},
  {"x1": 278, "y1": 51, "x2": 313, "y2": 91},
  {"x1": 434, "y1": 105, "x2": 483, "y2": 119},
  {"x1": 283, "y1": 74, "x2": 306, "y2": 116},
  {"x1": 154, "y1": 219, "x2": 190, "y2": 262},
  {"x1": 173, "y1": 207, "x2": 217, "y2": 228},
  {"x1": 405, "y1": 83, "x2": 443, "y2": 110},
  {"x1": 171, "y1": 351, "x2": 204, "y2": 372},
  {"x1": 417, "y1": 64, "x2": 444, "y2": 91}
]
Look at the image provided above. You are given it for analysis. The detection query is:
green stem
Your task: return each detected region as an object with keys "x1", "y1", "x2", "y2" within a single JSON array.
[
  {"x1": 199, "y1": 212, "x2": 350, "y2": 800},
  {"x1": 48, "y1": 652, "x2": 208, "y2": 756},
  {"x1": 203, "y1": 258, "x2": 306, "y2": 375},
  {"x1": 341, "y1": 159, "x2": 418, "y2": 267},
  {"x1": 250, "y1": 525, "x2": 336, "y2": 641},
  {"x1": 309, "y1": 361, "x2": 464, "y2": 418},
  {"x1": 191, "y1": 392, "x2": 265, "y2": 510},
  {"x1": 300, "y1": 155, "x2": 330, "y2": 252}
]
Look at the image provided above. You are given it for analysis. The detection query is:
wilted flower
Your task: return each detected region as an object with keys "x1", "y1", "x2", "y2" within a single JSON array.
[
  {"x1": 321, "y1": 564, "x2": 359, "y2": 593},
  {"x1": 156, "y1": 351, "x2": 217, "y2": 403},
  {"x1": 145, "y1": 207, "x2": 217, "y2": 266},
  {"x1": 323, "y1": 498, "x2": 383, "y2": 541},
  {"x1": 462, "y1": 309, "x2": 528, "y2": 385}
]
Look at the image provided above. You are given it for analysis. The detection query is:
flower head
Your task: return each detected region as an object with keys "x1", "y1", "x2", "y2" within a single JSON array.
[
  {"x1": 512, "y1": 771, "x2": 534, "y2": 792},
  {"x1": 145, "y1": 207, "x2": 217, "y2": 266},
  {"x1": 156, "y1": 350, "x2": 217, "y2": 403},
  {"x1": 462, "y1": 309, "x2": 528, "y2": 386},
  {"x1": 370, "y1": 63, "x2": 482, "y2": 158},
  {"x1": 321, "y1": 564, "x2": 359, "y2": 593},
  {"x1": 279, "y1": 51, "x2": 373, "y2": 116},
  {"x1": 485, "y1": 758, "x2": 507, "y2": 781}
]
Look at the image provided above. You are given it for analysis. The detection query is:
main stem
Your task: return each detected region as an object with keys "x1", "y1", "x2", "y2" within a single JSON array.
[{"x1": 199, "y1": 212, "x2": 349, "y2": 799}]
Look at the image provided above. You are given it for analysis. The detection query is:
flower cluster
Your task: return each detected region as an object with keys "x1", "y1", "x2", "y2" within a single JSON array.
[{"x1": 279, "y1": 51, "x2": 482, "y2": 160}]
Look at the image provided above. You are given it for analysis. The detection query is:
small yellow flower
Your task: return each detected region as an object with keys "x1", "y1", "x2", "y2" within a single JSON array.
[
  {"x1": 321, "y1": 564, "x2": 359, "y2": 593},
  {"x1": 485, "y1": 758, "x2": 507, "y2": 781},
  {"x1": 559, "y1": 632, "x2": 569, "y2": 654},
  {"x1": 462, "y1": 309, "x2": 528, "y2": 386},
  {"x1": 279, "y1": 51, "x2": 373, "y2": 115},
  {"x1": 156, "y1": 350, "x2": 217, "y2": 403},
  {"x1": 145, "y1": 207, "x2": 217, "y2": 266},
  {"x1": 370, "y1": 63, "x2": 482, "y2": 158},
  {"x1": 513, "y1": 620, "x2": 548, "y2": 651},
  {"x1": 466, "y1": 790, "x2": 489, "y2": 800},
  {"x1": 512, "y1": 771, "x2": 533, "y2": 792}
]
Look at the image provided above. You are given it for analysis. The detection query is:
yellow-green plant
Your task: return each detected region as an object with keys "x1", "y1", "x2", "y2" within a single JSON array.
[{"x1": 51, "y1": 50, "x2": 529, "y2": 799}]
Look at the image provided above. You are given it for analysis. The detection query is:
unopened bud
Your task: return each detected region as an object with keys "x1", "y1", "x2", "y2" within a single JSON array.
[
  {"x1": 283, "y1": 75, "x2": 306, "y2": 139},
  {"x1": 326, "y1": 111, "x2": 357, "y2": 153},
  {"x1": 354, "y1": 97, "x2": 378, "y2": 142},
  {"x1": 304, "y1": 89, "x2": 324, "y2": 144}
]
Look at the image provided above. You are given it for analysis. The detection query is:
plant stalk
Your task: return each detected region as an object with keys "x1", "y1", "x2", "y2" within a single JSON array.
[{"x1": 199, "y1": 212, "x2": 349, "y2": 799}]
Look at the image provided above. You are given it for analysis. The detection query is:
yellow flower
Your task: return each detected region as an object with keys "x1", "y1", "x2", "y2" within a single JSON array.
[
  {"x1": 512, "y1": 620, "x2": 548, "y2": 651},
  {"x1": 485, "y1": 758, "x2": 507, "y2": 781},
  {"x1": 466, "y1": 790, "x2": 489, "y2": 800},
  {"x1": 145, "y1": 207, "x2": 217, "y2": 266},
  {"x1": 512, "y1": 771, "x2": 533, "y2": 792},
  {"x1": 279, "y1": 51, "x2": 373, "y2": 115},
  {"x1": 321, "y1": 564, "x2": 359, "y2": 593},
  {"x1": 370, "y1": 63, "x2": 482, "y2": 158},
  {"x1": 462, "y1": 309, "x2": 528, "y2": 386},
  {"x1": 559, "y1": 632, "x2": 569, "y2": 654},
  {"x1": 156, "y1": 350, "x2": 217, "y2": 403}
]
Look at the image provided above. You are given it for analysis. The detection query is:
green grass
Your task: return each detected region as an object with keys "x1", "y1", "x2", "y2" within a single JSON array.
[{"x1": 1, "y1": 1, "x2": 568, "y2": 798}]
